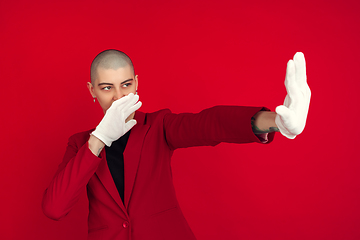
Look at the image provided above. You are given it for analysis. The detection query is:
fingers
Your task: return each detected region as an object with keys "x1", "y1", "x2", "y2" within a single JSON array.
[
  {"x1": 284, "y1": 59, "x2": 298, "y2": 100},
  {"x1": 105, "y1": 93, "x2": 142, "y2": 122},
  {"x1": 108, "y1": 93, "x2": 135, "y2": 111},
  {"x1": 124, "y1": 119, "x2": 137, "y2": 133},
  {"x1": 121, "y1": 93, "x2": 140, "y2": 110},
  {"x1": 129, "y1": 100, "x2": 142, "y2": 112},
  {"x1": 124, "y1": 100, "x2": 142, "y2": 118},
  {"x1": 293, "y1": 52, "x2": 307, "y2": 89},
  {"x1": 115, "y1": 93, "x2": 142, "y2": 119},
  {"x1": 285, "y1": 59, "x2": 295, "y2": 87},
  {"x1": 110, "y1": 93, "x2": 140, "y2": 112}
]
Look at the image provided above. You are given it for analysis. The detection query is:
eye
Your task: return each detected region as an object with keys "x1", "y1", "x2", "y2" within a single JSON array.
[
  {"x1": 122, "y1": 83, "x2": 132, "y2": 88},
  {"x1": 102, "y1": 86, "x2": 112, "y2": 90}
]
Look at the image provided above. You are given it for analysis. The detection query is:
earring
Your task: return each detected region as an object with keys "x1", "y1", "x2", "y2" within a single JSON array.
[
  {"x1": 136, "y1": 89, "x2": 138, "y2": 95},
  {"x1": 93, "y1": 97, "x2": 96, "y2": 103}
]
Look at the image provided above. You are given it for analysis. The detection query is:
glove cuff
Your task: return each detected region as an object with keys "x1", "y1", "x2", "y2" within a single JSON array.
[{"x1": 91, "y1": 130, "x2": 112, "y2": 147}]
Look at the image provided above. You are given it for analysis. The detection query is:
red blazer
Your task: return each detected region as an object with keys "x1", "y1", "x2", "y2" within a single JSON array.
[{"x1": 42, "y1": 106, "x2": 274, "y2": 240}]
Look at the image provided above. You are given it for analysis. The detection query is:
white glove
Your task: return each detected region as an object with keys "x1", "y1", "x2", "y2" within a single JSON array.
[
  {"x1": 275, "y1": 52, "x2": 311, "y2": 139},
  {"x1": 91, "y1": 93, "x2": 142, "y2": 146}
]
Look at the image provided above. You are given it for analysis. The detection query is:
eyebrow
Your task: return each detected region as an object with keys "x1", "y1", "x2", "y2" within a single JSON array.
[{"x1": 98, "y1": 78, "x2": 133, "y2": 86}]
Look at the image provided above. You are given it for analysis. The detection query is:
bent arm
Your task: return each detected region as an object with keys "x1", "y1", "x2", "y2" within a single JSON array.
[{"x1": 42, "y1": 134, "x2": 103, "y2": 220}]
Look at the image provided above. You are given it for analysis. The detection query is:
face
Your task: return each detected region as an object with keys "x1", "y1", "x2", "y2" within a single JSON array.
[{"x1": 87, "y1": 65, "x2": 138, "y2": 114}]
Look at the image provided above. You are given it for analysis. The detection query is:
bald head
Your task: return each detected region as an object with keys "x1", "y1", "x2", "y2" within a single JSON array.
[{"x1": 90, "y1": 49, "x2": 135, "y2": 84}]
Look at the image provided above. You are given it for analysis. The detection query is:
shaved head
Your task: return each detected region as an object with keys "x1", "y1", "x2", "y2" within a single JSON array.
[{"x1": 90, "y1": 49, "x2": 135, "y2": 84}]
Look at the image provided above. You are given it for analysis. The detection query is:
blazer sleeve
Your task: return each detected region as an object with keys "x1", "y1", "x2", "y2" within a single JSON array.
[
  {"x1": 163, "y1": 105, "x2": 275, "y2": 150},
  {"x1": 42, "y1": 132, "x2": 103, "y2": 220}
]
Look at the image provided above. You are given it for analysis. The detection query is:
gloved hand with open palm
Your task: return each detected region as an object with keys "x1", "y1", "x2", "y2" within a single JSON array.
[{"x1": 275, "y1": 52, "x2": 311, "y2": 139}]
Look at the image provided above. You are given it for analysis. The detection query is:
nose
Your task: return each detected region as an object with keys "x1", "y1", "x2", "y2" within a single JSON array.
[{"x1": 113, "y1": 88, "x2": 124, "y2": 101}]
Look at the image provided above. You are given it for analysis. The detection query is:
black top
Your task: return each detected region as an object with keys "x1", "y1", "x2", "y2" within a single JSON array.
[{"x1": 104, "y1": 130, "x2": 131, "y2": 204}]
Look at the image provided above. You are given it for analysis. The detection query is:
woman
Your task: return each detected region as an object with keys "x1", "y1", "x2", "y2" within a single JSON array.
[{"x1": 42, "y1": 49, "x2": 310, "y2": 240}]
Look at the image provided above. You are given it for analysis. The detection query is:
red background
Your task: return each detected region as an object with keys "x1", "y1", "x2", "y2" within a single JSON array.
[{"x1": 1, "y1": 0, "x2": 360, "y2": 239}]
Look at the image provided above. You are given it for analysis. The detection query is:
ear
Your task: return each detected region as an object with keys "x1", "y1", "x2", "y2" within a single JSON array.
[
  {"x1": 87, "y1": 82, "x2": 96, "y2": 98},
  {"x1": 135, "y1": 75, "x2": 139, "y2": 91}
]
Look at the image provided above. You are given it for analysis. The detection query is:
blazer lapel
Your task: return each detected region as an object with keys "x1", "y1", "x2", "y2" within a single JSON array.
[
  {"x1": 95, "y1": 148, "x2": 127, "y2": 215},
  {"x1": 124, "y1": 111, "x2": 150, "y2": 209}
]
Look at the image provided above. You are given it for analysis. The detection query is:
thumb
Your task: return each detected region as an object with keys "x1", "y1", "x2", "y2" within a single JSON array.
[
  {"x1": 124, "y1": 119, "x2": 137, "y2": 133},
  {"x1": 275, "y1": 105, "x2": 292, "y2": 119}
]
